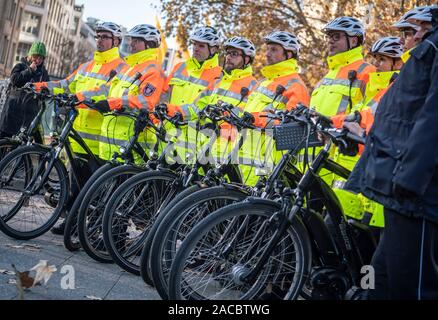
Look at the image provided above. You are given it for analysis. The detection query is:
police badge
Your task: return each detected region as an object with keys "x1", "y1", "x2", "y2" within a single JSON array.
[{"x1": 143, "y1": 83, "x2": 156, "y2": 97}]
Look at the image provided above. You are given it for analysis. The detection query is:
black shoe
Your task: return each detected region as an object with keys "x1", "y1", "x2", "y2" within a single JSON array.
[{"x1": 51, "y1": 220, "x2": 66, "y2": 235}]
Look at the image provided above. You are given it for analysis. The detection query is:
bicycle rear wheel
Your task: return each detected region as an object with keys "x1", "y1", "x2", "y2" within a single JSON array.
[
  {"x1": 0, "y1": 145, "x2": 69, "y2": 240},
  {"x1": 63, "y1": 163, "x2": 116, "y2": 251},
  {"x1": 0, "y1": 138, "x2": 20, "y2": 164},
  {"x1": 148, "y1": 185, "x2": 248, "y2": 299},
  {"x1": 77, "y1": 165, "x2": 143, "y2": 263},
  {"x1": 168, "y1": 200, "x2": 311, "y2": 300},
  {"x1": 102, "y1": 170, "x2": 186, "y2": 276}
]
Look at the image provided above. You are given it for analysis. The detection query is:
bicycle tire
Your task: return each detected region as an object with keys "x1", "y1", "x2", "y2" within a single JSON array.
[
  {"x1": 149, "y1": 185, "x2": 248, "y2": 299},
  {"x1": 77, "y1": 164, "x2": 143, "y2": 263},
  {"x1": 168, "y1": 200, "x2": 312, "y2": 300},
  {"x1": 102, "y1": 170, "x2": 186, "y2": 276},
  {"x1": 0, "y1": 144, "x2": 69, "y2": 240},
  {"x1": 63, "y1": 163, "x2": 116, "y2": 251}
]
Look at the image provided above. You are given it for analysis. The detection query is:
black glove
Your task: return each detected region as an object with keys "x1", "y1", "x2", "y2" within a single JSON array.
[
  {"x1": 393, "y1": 183, "x2": 418, "y2": 199},
  {"x1": 338, "y1": 141, "x2": 359, "y2": 157},
  {"x1": 93, "y1": 100, "x2": 111, "y2": 113},
  {"x1": 134, "y1": 115, "x2": 148, "y2": 133}
]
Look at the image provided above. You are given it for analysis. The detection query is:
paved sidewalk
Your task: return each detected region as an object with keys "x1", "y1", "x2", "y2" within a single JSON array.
[{"x1": 0, "y1": 231, "x2": 161, "y2": 300}]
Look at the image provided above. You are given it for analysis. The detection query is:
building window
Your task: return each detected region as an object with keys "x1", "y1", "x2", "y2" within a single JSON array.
[
  {"x1": 9, "y1": 1, "x2": 17, "y2": 20},
  {"x1": 16, "y1": 43, "x2": 31, "y2": 63},
  {"x1": 0, "y1": 37, "x2": 9, "y2": 64},
  {"x1": 21, "y1": 12, "x2": 42, "y2": 36},
  {"x1": 27, "y1": 0, "x2": 45, "y2": 8}
]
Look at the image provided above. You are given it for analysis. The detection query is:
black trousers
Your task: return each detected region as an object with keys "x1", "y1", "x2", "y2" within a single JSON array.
[
  {"x1": 369, "y1": 208, "x2": 438, "y2": 300},
  {"x1": 65, "y1": 153, "x2": 96, "y2": 212}
]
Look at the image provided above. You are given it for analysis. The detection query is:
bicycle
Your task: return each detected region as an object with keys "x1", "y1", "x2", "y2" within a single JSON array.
[
  {"x1": 101, "y1": 104, "x2": 244, "y2": 280},
  {"x1": 0, "y1": 93, "x2": 103, "y2": 239},
  {"x1": 145, "y1": 103, "x2": 308, "y2": 299},
  {"x1": 75, "y1": 105, "x2": 192, "y2": 263},
  {"x1": 63, "y1": 106, "x2": 158, "y2": 252},
  {"x1": 168, "y1": 108, "x2": 376, "y2": 300}
]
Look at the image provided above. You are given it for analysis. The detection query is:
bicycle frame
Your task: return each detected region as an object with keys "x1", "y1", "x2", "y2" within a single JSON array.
[{"x1": 239, "y1": 140, "x2": 374, "y2": 290}]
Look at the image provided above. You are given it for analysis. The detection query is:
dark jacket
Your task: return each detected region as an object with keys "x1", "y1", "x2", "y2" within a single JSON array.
[
  {"x1": 0, "y1": 57, "x2": 50, "y2": 136},
  {"x1": 346, "y1": 10, "x2": 438, "y2": 224}
]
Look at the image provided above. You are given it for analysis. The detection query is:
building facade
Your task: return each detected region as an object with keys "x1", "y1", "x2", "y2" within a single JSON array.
[
  {"x1": 0, "y1": 0, "x2": 26, "y2": 78},
  {"x1": 16, "y1": 0, "x2": 95, "y2": 79}
]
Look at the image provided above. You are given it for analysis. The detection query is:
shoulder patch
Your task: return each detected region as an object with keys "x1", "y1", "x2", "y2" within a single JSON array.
[{"x1": 143, "y1": 83, "x2": 156, "y2": 97}]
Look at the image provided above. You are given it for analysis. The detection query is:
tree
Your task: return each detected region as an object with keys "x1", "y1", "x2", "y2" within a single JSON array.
[{"x1": 160, "y1": 0, "x2": 433, "y2": 87}]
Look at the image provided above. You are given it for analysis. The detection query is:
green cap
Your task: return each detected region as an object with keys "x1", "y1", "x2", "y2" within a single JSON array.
[{"x1": 28, "y1": 41, "x2": 47, "y2": 57}]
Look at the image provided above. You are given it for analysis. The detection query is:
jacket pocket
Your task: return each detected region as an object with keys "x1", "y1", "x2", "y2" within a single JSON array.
[{"x1": 364, "y1": 135, "x2": 405, "y2": 196}]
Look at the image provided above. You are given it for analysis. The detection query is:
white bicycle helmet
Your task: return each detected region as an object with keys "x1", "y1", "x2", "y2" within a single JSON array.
[
  {"x1": 189, "y1": 26, "x2": 221, "y2": 47},
  {"x1": 264, "y1": 31, "x2": 301, "y2": 54},
  {"x1": 392, "y1": 8, "x2": 422, "y2": 30},
  {"x1": 407, "y1": 5, "x2": 437, "y2": 23},
  {"x1": 95, "y1": 21, "x2": 123, "y2": 39},
  {"x1": 323, "y1": 16, "x2": 365, "y2": 42},
  {"x1": 371, "y1": 37, "x2": 404, "y2": 58},
  {"x1": 126, "y1": 24, "x2": 161, "y2": 46},
  {"x1": 224, "y1": 36, "x2": 256, "y2": 58}
]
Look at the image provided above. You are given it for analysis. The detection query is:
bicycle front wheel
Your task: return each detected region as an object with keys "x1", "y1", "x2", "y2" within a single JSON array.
[
  {"x1": 168, "y1": 200, "x2": 312, "y2": 300},
  {"x1": 148, "y1": 185, "x2": 248, "y2": 299},
  {"x1": 0, "y1": 145, "x2": 69, "y2": 239},
  {"x1": 102, "y1": 170, "x2": 185, "y2": 277},
  {"x1": 77, "y1": 165, "x2": 143, "y2": 263}
]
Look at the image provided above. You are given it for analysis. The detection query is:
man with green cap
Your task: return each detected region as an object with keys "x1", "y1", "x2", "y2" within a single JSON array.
[{"x1": 0, "y1": 41, "x2": 50, "y2": 140}]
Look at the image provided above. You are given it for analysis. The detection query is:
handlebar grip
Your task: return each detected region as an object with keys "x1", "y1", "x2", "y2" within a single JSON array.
[{"x1": 346, "y1": 132, "x2": 366, "y2": 145}]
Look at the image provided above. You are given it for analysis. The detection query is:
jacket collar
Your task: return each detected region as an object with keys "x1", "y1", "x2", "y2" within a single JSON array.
[
  {"x1": 261, "y1": 58, "x2": 299, "y2": 80},
  {"x1": 368, "y1": 71, "x2": 399, "y2": 95},
  {"x1": 124, "y1": 48, "x2": 158, "y2": 67},
  {"x1": 94, "y1": 47, "x2": 121, "y2": 64},
  {"x1": 401, "y1": 47, "x2": 414, "y2": 63},
  {"x1": 222, "y1": 65, "x2": 254, "y2": 81},
  {"x1": 327, "y1": 46, "x2": 364, "y2": 70},
  {"x1": 432, "y1": 8, "x2": 438, "y2": 27},
  {"x1": 187, "y1": 54, "x2": 220, "y2": 71}
]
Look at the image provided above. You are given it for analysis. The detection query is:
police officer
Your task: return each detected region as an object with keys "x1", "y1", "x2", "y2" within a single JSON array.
[{"x1": 346, "y1": 7, "x2": 438, "y2": 300}]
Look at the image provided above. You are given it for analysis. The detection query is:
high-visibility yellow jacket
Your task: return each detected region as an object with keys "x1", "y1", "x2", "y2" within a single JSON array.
[
  {"x1": 160, "y1": 54, "x2": 223, "y2": 165},
  {"x1": 310, "y1": 46, "x2": 376, "y2": 222},
  {"x1": 35, "y1": 47, "x2": 126, "y2": 155},
  {"x1": 162, "y1": 54, "x2": 222, "y2": 105},
  {"x1": 238, "y1": 58, "x2": 310, "y2": 186},
  {"x1": 332, "y1": 70, "x2": 398, "y2": 134},
  {"x1": 172, "y1": 66, "x2": 258, "y2": 166},
  {"x1": 78, "y1": 48, "x2": 165, "y2": 161},
  {"x1": 311, "y1": 46, "x2": 376, "y2": 117}
]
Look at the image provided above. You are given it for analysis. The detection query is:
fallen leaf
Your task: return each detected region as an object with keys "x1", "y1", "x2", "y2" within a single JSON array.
[
  {"x1": 6, "y1": 245, "x2": 24, "y2": 249},
  {"x1": 18, "y1": 271, "x2": 35, "y2": 289},
  {"x1": 85, "y1": 295, "x2": 103, "y2": 300},
  {"x1": 6, "y1": 244, "x2": 41, "y2": 251},
  {"x1": 21, "y1": 243, "x2": 41, "y2": 249},
  {"x1": 0, "y1": 269, "x2": 15, "y2": 276},
  {"x1": 30, "y1": 260, "x2": 57, "y2": 286}
]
